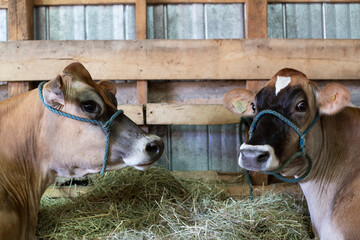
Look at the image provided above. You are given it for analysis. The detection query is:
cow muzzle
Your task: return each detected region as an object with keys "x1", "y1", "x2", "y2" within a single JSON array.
[
  {"x1": 239, "y1": 144, "x2": 279, "y2": 171},
  {"x1": 124, "y1": 135, "x2": 164, "y2": 171}
]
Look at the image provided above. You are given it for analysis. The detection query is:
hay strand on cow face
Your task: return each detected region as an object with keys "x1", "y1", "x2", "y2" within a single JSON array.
[{"x1": 36, "y1": 167, "x2": 312, "y2": 239}]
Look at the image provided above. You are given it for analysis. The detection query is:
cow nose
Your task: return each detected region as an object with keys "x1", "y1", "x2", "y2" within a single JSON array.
[
  {"x1": 240, "y1": 149, "x2": 270, "y2": 164},
  {"x1": 145, "y1": 140, "x2": 164, "y2": 158}
]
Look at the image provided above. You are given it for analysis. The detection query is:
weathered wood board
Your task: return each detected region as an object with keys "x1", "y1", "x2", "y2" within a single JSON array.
[
  {"x1": 146, "y1": 104, "x2": 241, "y2": 125},
  {"x1": 1, "y1": 39, "x2": 360, "y2": 81}
]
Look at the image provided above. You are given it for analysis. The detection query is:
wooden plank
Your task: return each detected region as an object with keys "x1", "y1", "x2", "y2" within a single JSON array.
[
  {"x1": 118, "y1": 104, "x2": 144, "y2": 125},
  {"x1": 269, "y1": 0, "x2": 360, "y2": 2},
  {"x1": 8, "y1": 0, "x2": 33, "y2": 41},
  {"x1": 34, "y1": 0, "x2": 135, "y2": 5},
  {"x1": 1, "y1": 39, "x2": 360, "y2": 81},
  {"x1": 147, "y1": 104, "x2": 240, "y2": 125},
  {"x1": 147, "y1": 0, "x2": 245, "y2": 3},
  {"x1": 226, "y1": 183, "x2": 303, "y2": 198},
  {"x1": 7, "y1": 0, "x2": 34, "y2": 97},
  {"x1": 33, "y1": 0, "x2": 245, "y2": 5},
  {"x1": 137, "y1": 80, "x2": 148, "y2": 104},
  {"x1": 8, "y1": 81, "x2": 33, "y2": 98},
  {"x1": 245, "y1": 0, "x2": 268, "y2": 102},
  {"x1": 246, "y1": 0, "x2": 267, "y2": 39},
  {"x1": 3, "y1": 0, "x2": 360, "y2": 8},
  {"x1": 135, "y1": 0, "x2": 148, "y2": 113},
  {"x1": 0, "y1": 0, "x2": 7, "y2": 8},
  {"x1": 136, "y1": 0, "x2": 146, "y2": 40}
]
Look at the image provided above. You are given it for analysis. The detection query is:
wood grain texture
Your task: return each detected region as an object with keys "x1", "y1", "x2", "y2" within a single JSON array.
[
  {"x1": 146, "y1": 104, "x2": 241, "y2": 125},
  {"x1": 269, "y1": 0, "x2": 360, "y2": 2},
  {"x1": 7, "y1": 0, "x2": 34, "y2": 97},
  {"x1": 34, "y1": 0, "x2": 135, "y2": 5},
  {"x1": 246, "y1": 0, "x2": 267, "y2": 38},
  {"x1": 137, "y1": 80, "x2": 148, "y2": 104},
  {"x1": 8, "y1": 81, "x2": 33, "y2": 98},
  {"x1": 0, "y1": 0, "x2": 7, "y2": 8},
  {"x1": 8, "y1": 0, "x2": 33, "y2": 40},
  {"x1": 1, "y1": 39, "x2": 360, "y2": 81},
  {"x1": 118, "y1": 104, "x2": 144, "y2": 125},
  {"x1": 2, "y1": 0, "x2": 360, "y2": 8}
]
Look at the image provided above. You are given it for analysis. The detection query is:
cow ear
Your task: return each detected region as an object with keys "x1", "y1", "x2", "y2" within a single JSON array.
[
  {"x1": 98, "y1": 80, "x2": 116, "y2": 96},
  {"x1": 43, "y1": 75, "x2": 65, "y2": 108},
  {"x1": 317, "y1": 83, "x2": 351, "y2": 115},
  {"x1": 223, "y1": 88, "x2": 255, "y2": 116}
]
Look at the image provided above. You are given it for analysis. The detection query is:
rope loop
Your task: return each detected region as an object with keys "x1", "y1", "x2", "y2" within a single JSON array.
[{"x1": 38, "y1": 81, "x2": 123, "y2": 175}]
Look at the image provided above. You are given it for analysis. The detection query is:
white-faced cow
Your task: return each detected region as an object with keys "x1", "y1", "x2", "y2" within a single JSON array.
[
  {"x1": 224, "y1": 68, "x2": 360, "y2": 240},
  {"x1": 0, "y1": 62, "x2": 164, "y2": 240}
]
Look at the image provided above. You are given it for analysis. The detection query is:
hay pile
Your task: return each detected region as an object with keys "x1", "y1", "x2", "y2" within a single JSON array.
[{"x1": 36, "y1": 167, "x2": 312, "y2": 239}]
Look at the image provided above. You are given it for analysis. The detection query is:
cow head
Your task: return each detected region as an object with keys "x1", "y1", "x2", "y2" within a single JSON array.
[
  {"x1": 40, "y1": 62, "x2": 164, "y2": 178},
  {"x1": 223, "y1": 68, "x2": 351, "y2": 176}
]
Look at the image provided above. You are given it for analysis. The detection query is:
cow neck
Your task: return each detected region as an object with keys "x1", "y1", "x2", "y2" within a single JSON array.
[
  {"x1": 0, "y1": 89, "x2": 51, "y2": 238},
  {"x1": 38, "y1": 81, "x2": 123, "y2": 175}
]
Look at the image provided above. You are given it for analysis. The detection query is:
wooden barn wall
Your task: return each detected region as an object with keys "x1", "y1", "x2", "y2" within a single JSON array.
[
  {"x1": 0, "y1": 9, "x2": 7, "y2": 99},
  {"x1": 268, "y1": 3, "x2": 360, "y2": 106},
  {"x1": 0, "y1": 3, "x2": 359, "y2": 172},
  {"x1": 145, "y1": 4, "x2": 246, "y2": 171}
]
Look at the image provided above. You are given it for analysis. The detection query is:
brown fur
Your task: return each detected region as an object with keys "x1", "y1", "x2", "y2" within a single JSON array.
[
  {"x1": 224, "y1": 68, "x2": 359, "y2": 239},
  {"x1": 0, "y1": 62, "x2": 163, "y2": 239}
]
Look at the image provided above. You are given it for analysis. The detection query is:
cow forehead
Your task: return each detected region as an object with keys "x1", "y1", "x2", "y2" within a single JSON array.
[
  {"x1": 264, "y1": 69, "x2": 314, "y2": 98},
  {"x1": 61, "y1": 67, "x2": 116, "y2": 107}
]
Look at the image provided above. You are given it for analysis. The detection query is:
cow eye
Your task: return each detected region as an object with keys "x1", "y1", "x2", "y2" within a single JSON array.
[
  {"x1": 81, "y1": 100, "x2": 99, "y2": 114},
  {"x1": 296, "y1": 101, "x2": 307, "y2": 112},
  {"x1": 251, "y1": 103, "x2": 256, "y2": 113}
]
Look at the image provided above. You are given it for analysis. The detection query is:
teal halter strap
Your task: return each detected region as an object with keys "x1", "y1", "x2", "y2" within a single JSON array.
[
  {"x1": 240, "y1": 110, "x2": 319, "y2": 199},
  {"x1": 38, "y1": 81, "x2": 123, "y2": 175},
  {"x1": 248, "y1": 109, "x2": 319, "y2": 182}
]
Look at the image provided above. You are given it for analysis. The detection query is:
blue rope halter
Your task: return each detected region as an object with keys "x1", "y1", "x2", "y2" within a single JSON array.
[
  {"x1": 38, "y1": 81, "x2": 123, "y2": 175},
  {"x1": 240, "y1": 110, "x2": 319, "y2": 199}
]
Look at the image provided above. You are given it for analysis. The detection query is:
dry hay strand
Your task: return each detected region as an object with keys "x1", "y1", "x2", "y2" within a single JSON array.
[{"x1": 36, "y1": 167, "x2": 312, "y2": 239}]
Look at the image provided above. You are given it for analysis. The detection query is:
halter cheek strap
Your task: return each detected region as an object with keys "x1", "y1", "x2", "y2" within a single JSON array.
[{"x1": 38, "y1": 81, "x2": 123, "y2": 175}]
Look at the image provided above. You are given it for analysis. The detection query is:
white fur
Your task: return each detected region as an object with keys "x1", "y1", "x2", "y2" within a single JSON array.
[
  {"x1": 123, "y1": 134, "x2": 162, "y2": 170},
  {"x1": 239, "y1": 144, "x2": 280, "y2": 171},
  {"x1": 275, "y1": 76, "x2": 291, "y2": 96}
]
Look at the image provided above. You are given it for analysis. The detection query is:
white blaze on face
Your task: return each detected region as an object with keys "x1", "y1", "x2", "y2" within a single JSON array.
[{"x1": 275, "y1": 76, "x2": 291, "y2": 96}]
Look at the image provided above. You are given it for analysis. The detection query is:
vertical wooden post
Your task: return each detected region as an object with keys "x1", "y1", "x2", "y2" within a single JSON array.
[
  {"x1": 7, "y1": 0, "x2": 34, "y2": 98},
  {"x1": 245, "y1": 0, "x2": 269, "y2": 185},
  {"x1": 136, "y1": 0, "x2": 148, "y2": 128}
]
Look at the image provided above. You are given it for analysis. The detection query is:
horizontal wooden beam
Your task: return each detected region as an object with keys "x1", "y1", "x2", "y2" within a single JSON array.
[
  {"x1": 269, "y1": 0, "x2": 360, "y2": 2},
  {"x1": 34, "y1": 0, "x2": 135, "y2": 5},
  {"x1": 146, "y1": 104, "x2": 240, "y2": 125},
  {"x1": 34, "y1": 0, "x2": 245, "y2": 5},
  {"x1": 118, "y1": 104, "x2": 144, "y2": 125},
  {"x1": 0, "y1": 0, "x2": 7, "y2": 8},
  {"x1": 2, "y1": 0, "x2": 360, "y2": 8},
  {"x1": 1, "y1": 39, "x2": 360, "y2": 81}
]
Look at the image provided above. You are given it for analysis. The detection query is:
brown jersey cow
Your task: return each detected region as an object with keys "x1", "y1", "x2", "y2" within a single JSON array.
[
  {"x1": 0, "y1": 62, "x2": 164, "y2": 239},
  {"x1": 224, "y1": 68, "x2": 360, "y2": 240}
]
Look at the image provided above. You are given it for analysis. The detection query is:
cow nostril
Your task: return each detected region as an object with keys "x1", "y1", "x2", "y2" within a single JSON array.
[
  {"x1": 146, "y1": 140, "x2": 163, "y2": 157},
  {"x1": 257, "y1": 152, "x2": 270, "y2": 164}
]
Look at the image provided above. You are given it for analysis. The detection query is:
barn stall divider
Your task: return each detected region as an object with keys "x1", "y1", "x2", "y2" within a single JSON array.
[{"x1": 0, "y1": 0, "x2": 359, "y2": 237}]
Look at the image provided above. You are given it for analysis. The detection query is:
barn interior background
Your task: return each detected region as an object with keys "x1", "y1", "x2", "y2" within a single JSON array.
[{"x1": 0, "y1": 0, "x2": 359, "y2": 186}]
